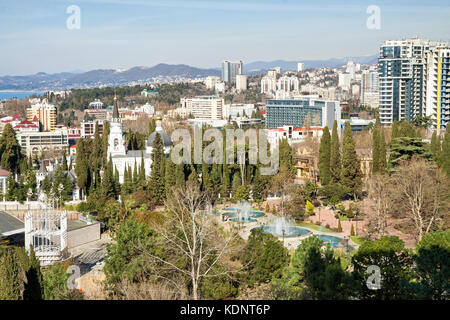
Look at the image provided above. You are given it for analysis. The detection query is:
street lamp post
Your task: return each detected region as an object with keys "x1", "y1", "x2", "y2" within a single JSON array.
[{"x1": 282, "y1": 228, "x2": 285, "y2": 246}]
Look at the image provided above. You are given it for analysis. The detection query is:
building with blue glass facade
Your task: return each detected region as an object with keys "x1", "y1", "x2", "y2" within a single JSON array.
[
  {"x1": 221, "y1": 60, "x2": 243, "y2": 84},
  {"x1": 265, "y1": 98, "x2": 341, "y2": 130}
]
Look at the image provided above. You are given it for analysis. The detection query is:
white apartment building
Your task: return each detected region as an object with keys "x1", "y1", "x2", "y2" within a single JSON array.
[
  {"x1": 297, "y1": 62, "x2": 305, "y2": 72},
  {"x1": 215, "y1": 81, "x2": 226, "y2": 93},
  {"x1": 205, "y1": 76, "x2": 220, "y2": 90},
  {"x1": 26, "y1": 99, "x2": 57, "y2": 132},
  {"x1": 338, "y1": 73, "x2": 352, "y2": 90},
  {"x1": 179, "y1": 96, "x2": 224, "y2": 120},
  {"x1": 18, "y1": 131, "x2": 68, "y2": 157},
  {"x1": 235, "y1": 74, "x2": 248, "y2": 92},
  {"x1": 261, "y1": 76, "x2": 277, "y2": 94},
  {"x1": 222, "y1": 103, "x2": 256, "y2": 120},
  {"x1": 277, "y1": 76, "x2": 300, "y2": 92},
  {"x1": 267, "y1": 70, "x2": 278, "y2": 78},
  {"x1": 266, "y1": 126, "x2": 323, "y2": 150}
]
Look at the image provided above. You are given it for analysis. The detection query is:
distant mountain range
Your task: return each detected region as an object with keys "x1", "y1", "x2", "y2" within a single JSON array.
[
  {"x1": 0, "y1": 64, "x2": 221, "y2": 91},
  {"x1": 0, "y1": 55, "x2": 378, "y2": 91}
]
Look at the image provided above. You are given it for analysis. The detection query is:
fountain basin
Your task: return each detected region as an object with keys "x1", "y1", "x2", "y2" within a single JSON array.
[
  {"x1": 317, "y1": 235, "x2": 346, "y2": 248},
  {"x1": 253, "y1": 225, "x2": 312, "y2": 238},
  {"x1": 224, "y1": 211, "x2": 265, "y2": 219},
  {"x1": 230, "y1": 217, "x2": 257, "y2": 223}
]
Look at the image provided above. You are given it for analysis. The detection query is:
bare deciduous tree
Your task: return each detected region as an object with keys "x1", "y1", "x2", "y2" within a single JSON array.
[
  {"x1": 390, "y1": 158, "x2": 446, "y2": 241},
  {"x1": 136, "y1": 183, "x2": 239, "y2": 300},
  {"x1": 368, "y1": 173, "x2": 391, "y2": 237}
]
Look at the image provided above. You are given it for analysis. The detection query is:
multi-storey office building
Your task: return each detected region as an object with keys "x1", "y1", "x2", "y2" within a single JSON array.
[
  {"x1": 378, "y1": 39, "x2": 449, "y2": 125},
  {"x1": 18, "y1": 131, "x2": 69, "y2": 157},
  {"x1": 221, "y1": 60, "x2": 243, "y2": 83},
  {"x1": 180, "y1": 96, "x2": 224, "y2": 120},
  {"x1": 265, "y1": 98, "x2": 341, "y2": 130}
]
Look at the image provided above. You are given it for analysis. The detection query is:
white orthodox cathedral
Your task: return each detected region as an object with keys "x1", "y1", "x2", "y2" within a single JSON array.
[{"x1": 107, "y1": 95, "x2": 172, "y2": 184}]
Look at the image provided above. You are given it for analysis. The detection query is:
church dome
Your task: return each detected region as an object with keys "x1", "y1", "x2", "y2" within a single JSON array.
[{"x1": 147, "y1": 129, "x2": 172, "y2": 147}]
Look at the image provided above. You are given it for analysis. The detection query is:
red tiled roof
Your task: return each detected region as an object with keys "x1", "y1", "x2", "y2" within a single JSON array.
[
  {"x1": 12, "y1": 113, "x2": 20, "y2": 121},
  {"x1": 0, "y1": 168, "x2": 10, "y2": 176}
]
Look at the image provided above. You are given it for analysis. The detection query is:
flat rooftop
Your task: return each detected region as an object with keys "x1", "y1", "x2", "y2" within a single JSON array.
[
  {"x1": 0, "y1": 211, "x2": 24, "y2": 234},
  {"x1": 0, "y1": 211, "x2": 90, "y2": 236}
]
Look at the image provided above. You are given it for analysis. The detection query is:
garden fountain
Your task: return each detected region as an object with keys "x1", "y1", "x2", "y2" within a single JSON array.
[
  {"x1": 254, "y1": 216, "x2": 311, "y2": 238},
  {"x1": 224, "y1": 201, "x2": 262, "y2": 222},
  {"x1": 223, "y1": 201, "x2": 265, "y2": 222}
]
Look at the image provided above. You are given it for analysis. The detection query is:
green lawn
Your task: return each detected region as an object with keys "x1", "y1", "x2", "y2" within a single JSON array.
[
  {"x1": 350, "y1": 236, "x2": 367, "y2": 245},
  {"x1": 297, "y1": 221, "x2": 335, "y2": 233}
]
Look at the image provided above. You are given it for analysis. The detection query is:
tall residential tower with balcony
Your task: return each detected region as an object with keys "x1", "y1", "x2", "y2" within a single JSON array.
[
  {"x1": 378, "y1": 39, "x2": 449, "y2": 126},
  {"x1": 425, "y1": 48, "x2": 450, "y2": 130},
  {"x1": 221, "y1": 60, "x2": 243, "y2": 84}
]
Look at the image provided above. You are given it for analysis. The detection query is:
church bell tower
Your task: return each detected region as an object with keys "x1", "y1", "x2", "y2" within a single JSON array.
[{"x1": 107, "y1": 93, "x2": 126, "y2": 157}]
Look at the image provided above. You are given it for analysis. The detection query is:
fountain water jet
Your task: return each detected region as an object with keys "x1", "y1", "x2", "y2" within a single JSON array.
[{"x1": 255, "y1": 216, "x2": 311, "y2": 237}]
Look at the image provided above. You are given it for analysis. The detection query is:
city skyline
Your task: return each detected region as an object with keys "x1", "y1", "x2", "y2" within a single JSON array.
[{"x1": 1, "y1": 0, "x2": 450, "y2": 75}]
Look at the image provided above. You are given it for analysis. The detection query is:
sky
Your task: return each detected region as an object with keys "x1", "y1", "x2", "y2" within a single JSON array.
[{"x1": 0, "y1": 0, "x2": 449, "y2": 76}]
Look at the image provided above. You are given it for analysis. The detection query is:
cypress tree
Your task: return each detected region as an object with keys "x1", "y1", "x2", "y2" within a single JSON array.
[
  {"x1": 0, "y1": 123, "x2": 23, "y2": 173},
  {"x1": 122, "y1": 165, "x2": 130, "y2": 195},
  {"x1": 139, "y1": 152, "x2": 146, "y2": 183},
  {"x1": 330, "y1": 120, "x2": 341, "y2": 183},
  {"x1": 24, "y1": 246, "x2": 43, "y2": 300},
  {"x1": 0, "y1": 248, "x2": 21, "y2": 300},
  {"x1": 165, "y1": 157, "x2": 176, "y2": 198},
  {"x1": 101, "y1": 121, "x2": 110, "y2": 167},
  {"x1": 372, "y1": 127, "x2": 380, "y2": 174},
  {"x1": 148, "y1": 118, "x2": 156, "y2": 135},
  {"x1": 430, "y1": 130, "x2": 440, "y2": 161},
  {"x1": 350, "y1": 224, "x2": 355, "y2": 236},
  {"x1": 341, "y1": 122, "x2": 362, "y2": 198},
  {"x1": 222, "y1": 164, "x2": 231, "y2": 198},
  {"x1": 210, "y1": 163, "x2": 221, "y2": 193},
  {"x1": 337, "y1": 219, "x2": 342, "y2": 232},
  {"x1": 133, "y1": 159, "x2": 138, "y2": 184},
  {"x1": 441, "y1": 126, "x2": 450, "y2": 176},
  {"x1": 92, "y1": 122, "x2": 103, "y2": 176},
  {"x1": 114, "y1": 166, "x2": 120, "y2": 196},
  {"x1": 279, "y1": 138, "x2": 295, "y2": 176},
  {"x1": 148, "y1": 132, "x2": 165, "y2": 203},
  {"x1": 175, "y1": 163, "x2": 185, "y2": 188},
  {"x1": 61, "y1": 149, "x2": 68, "y2": 171},
  {"x1": 231, "y1": 171, "x2": 241, "y2": 197},
  {"x1": 201, "y1": 161, "x2": 211, "y2": 192},
  {"x1": 187, "y1": 166, "x2": 200, "y2": 189},
  {"x1": 101, "y1": 157, "x2": 116, "y2": 199},
  {"x1": 318, "y1": 126, "x2": 331, "y2": 185},
  {"x1": 6, "y1": 174, "x2": 16, "y2": 201},
  {"x1": 75, "y1": 139, "x2": 89, "y2": 197},
  {"x1": 391, "y1": 120, "x2": 399, "y2": 141}
]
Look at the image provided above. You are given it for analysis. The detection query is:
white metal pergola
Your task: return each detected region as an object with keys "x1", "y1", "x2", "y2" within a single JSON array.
[{"x1": 25, "y1": 200, "x2": 67, "y2": 266}]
